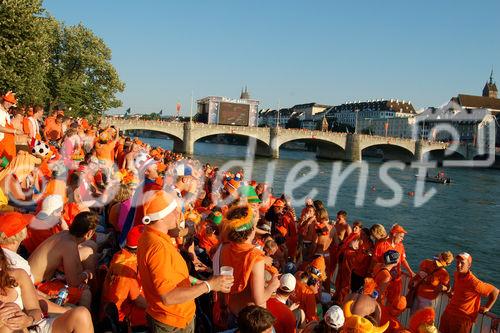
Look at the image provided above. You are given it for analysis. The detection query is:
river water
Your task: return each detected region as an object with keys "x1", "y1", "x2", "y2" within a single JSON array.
[{"x1": 142, "y1": 137, "x2": 500, "y2": 311}]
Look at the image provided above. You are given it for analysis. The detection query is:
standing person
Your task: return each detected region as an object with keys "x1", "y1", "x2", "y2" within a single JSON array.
[
  {"x1": 410, "y1": 251, "x2": 453, "y2": 313},
  {"x1": 217, "y1": 205, "x2": 280, "y2": 325},
  {"x1": 373, "y1": 250, "x2": 400, "y2": 306},
  {"x1": 137, "y1": 190, "x2": 233, "y2": 333},
  {"x1": 23, "y1": 105, "x2": 43, "y2": 140},
  {"x1": 328, "y1": 210, "x2": 352, "y2": 287},
  {"x1": 439, "y1": 252, "x2": 498, "y2": 333},
  {"x1": 0, "y1": 91, "x2": 23, "y2": 162},
  {"x1": 374, "y1": 224, "x2": 414, "y2": 306}
]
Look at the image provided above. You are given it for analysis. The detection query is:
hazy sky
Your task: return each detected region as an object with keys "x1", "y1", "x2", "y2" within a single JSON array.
[{"x1": 43, "y1": 0, "x2": 500, "y2": 116}]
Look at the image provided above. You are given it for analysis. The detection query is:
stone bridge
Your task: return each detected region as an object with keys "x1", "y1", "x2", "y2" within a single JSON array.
[{"x1": 101, "y1": 118, "x2": 451, "y2": 162}]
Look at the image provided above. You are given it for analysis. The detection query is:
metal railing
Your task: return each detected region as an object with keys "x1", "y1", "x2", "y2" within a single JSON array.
[{"x1": 399, "y1": 274, "x2": 498, "y2": 333}]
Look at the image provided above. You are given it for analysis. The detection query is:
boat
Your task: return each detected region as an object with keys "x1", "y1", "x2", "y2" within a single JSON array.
[{"x1": 415, "y1": 175, "x2": 452, "y2": 184}]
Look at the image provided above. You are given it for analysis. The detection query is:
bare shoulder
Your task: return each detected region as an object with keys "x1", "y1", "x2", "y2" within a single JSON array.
[{"x1": 9, "y1": 268, "x2": 30, "y2": 282}]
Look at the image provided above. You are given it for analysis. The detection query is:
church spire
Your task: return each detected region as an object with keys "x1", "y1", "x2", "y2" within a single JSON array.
[{"x1": 482, "y1": 69, "x2": 498, "y2": 98}]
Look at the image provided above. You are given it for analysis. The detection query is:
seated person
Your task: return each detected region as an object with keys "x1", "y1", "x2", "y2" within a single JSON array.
[
  {"x1": 101, "y1": 226, "x2": 147, "y2": 328},
  {"x1": 28, "y1": 211, "x2": 98, "y2": 309}
]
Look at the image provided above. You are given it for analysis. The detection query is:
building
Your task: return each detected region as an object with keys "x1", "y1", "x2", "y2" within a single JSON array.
[
  {"x1": 358, "y1": 116, "x2": 416, "y2": 138},
  {"x1": 258, "y1": 102, "x2": 331, "y2": 129},
  {"x1": 196, "y1": 87, "x2": 260, "y2": 126},
  {"x1": 325, "y1": 99, "x2": 416, "y2": 130},
  {"x1": 415, "y1": 102, "x2": 495, "y2": 147},
  {"x1": 449, "y1": 71, "x2": 500, "y2": 145}
]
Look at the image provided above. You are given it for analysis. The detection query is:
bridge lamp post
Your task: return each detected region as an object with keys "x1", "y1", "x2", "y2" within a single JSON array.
[{"x1": 354, "y1": 109, "x2": 359, "y2": 134}]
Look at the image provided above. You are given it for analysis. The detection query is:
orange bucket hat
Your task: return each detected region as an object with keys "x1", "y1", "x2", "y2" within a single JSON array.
[
  {"x1": 308, "y1": 256, "x2": 327, "y2": 281},
  {"x1": 2, "y1": 91, "x2": 17, "y2": 106},
  {"x1": 142, "y1": 190, "x2": 178, "y2": 224}
]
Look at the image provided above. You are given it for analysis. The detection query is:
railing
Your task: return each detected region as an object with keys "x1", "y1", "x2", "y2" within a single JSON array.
[{"x1": 399, "y1": 274, "x2": 498, "y2": 333}]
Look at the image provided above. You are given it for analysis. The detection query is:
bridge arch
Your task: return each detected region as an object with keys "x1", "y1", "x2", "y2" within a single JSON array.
[
  {"x1": 279, "y1": 138, "x2": 346, "y2": 160},
  {"x1": 192, "y1": 132, "x2": 272, "y2": 157},
  {"x1": 361, "y1": 143, "x2": 415, "y2": 163}
]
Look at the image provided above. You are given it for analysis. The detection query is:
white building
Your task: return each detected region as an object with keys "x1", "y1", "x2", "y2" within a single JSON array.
[
  {"x1": 358, "y1": 116, "x2": 416, "y2": 138},
  {"x1": 325, "y1": 99, "x2": 416, "y2": 129}
]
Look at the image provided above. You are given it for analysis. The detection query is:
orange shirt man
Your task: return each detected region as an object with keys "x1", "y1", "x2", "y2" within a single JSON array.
[
  {"x1": 137, "y1": 190, "x2": 232, "y2": 332},
  {"x1": 440, "y1": 253, "x2": 498, "y2": 333}
]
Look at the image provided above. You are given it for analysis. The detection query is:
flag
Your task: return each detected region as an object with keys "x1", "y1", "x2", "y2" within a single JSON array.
[
  {"x1": 159, "y1": 109, "x2": 163, "y2": 115},
  {"x1": 384, "y1": 121, "x2": 389, "y2": 136},
  {"x1": 176, "y1": 102, "x2": 181, "y2": 116},
  {"x1": 124, "y1": 108, "x2": 131, "y2": 118}
]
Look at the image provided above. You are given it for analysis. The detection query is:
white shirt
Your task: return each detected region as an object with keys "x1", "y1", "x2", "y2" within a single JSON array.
[
  {"x1": 2, "y1": 247, "x2": 34, "y2": 282},
  {"x1": 0, "y1": 106, "x2": 11, "y2": 141}
]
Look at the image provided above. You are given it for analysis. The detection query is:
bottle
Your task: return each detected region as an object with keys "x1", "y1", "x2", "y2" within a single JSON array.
[{"x1": 55, "y1": 285, "x2": 69, "y2": 306}]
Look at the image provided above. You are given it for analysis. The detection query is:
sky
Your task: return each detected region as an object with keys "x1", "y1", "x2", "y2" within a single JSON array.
[{"x1": 43, "y1": 0, "x2": 500, "y2": 116}]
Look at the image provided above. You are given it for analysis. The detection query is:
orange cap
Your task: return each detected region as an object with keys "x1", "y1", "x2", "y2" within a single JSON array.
[
  {"x1": 390, "y1": 224, "x2": 407, "y2": 234},
  {"x1": 142, "y1": 190, "x2": 178, "y2": 224},
  {"x1": 2, "y1": 91, "x2": 17, "y2": 106},
  {"x1": 0, "y1": 212, "x2": 33, "y2": 237},
  {"x1": 309, "y1": 256, "x2": 327, "y2": 281}
]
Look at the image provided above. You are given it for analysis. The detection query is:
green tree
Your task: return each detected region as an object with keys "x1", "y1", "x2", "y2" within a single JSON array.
[
  {"x1": 48, "y1": 23, "x2": 125, "y2": 120},
  {"x1": 0, "y1": 0, "x2": 51, "y2": 105}
]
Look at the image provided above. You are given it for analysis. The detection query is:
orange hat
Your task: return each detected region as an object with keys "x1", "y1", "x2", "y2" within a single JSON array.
[
  {"x1": 309, "y1": 256, "x2": 327, "y2": 281},
  {"x1": 390, "y1": 224, "x2": 407, "y2": 235},
  {"x1": 126, "y1": 225, "x2": 144, "y2": 248},
  {"x1": 157, "y1": 162, "x2": 167, "y2": 173},
  {"x1": 343, "y1": 300, "x2": 390, "y2": 333},
  {"x1": 273, "y1": 199, "x2": 285, "y2": 208},
  {"x1": 0, "y1": 212, "x2": 33, "y2": 237},
  {"x1": 142, "y1": 190, "x2": 178, "y2": 224},
  {"x1": 409, "y1": 307, "x2": 435, "y2": 333},
  {"x1": 456, "y1": 252, "x2": 472, "y2": 264},
  {"x1": 2, "y1": 91, "x2": 17, "y2": 106}
]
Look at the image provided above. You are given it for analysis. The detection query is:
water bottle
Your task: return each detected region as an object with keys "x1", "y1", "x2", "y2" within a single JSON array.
[{"x1": 55, "y1": 285, "x2": 69, "y2": 305}]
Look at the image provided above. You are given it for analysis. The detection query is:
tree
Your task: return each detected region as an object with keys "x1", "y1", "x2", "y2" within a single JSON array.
[
  {"x1": 48, "y1": 23, "x2": 125, "y2": 120},
  {"x1": 0, "y1": 0, "x2": 51, "y2": 105}
]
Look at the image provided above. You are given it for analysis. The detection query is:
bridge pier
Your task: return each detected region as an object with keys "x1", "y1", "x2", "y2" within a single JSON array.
[
  {"x1": 181, "y1": 122, "x2": 194, "y2": 155},
  {"x1": 414, "y1": 140, "x2": 424, "y2": 161},
  {"x1": 270, "y1": 128, "x2": 280, "y2": 159},
  {"x1": 345, "y1": 134, "x2": 361, "y2": 162}
]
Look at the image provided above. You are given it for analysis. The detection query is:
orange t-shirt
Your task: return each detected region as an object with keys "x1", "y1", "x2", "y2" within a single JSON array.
[
  {"x1": 44, "y1": 121, "x2": 62, "y2": 141},
  {"x1": 102, "y1": 249, "x2": 144, "y2": 323},
  {"x1": 96, "y1": 141, "x2": 116, "y2": 162},
  {"x1": 446, "y1": 271, "x2": 495, "y2": 321},
  {"x1": 416, "y1": 259, "x2": 450, "y2": 300},
  {"x1": 137, "y1": 227, "x2": 195, "y2": 328},
  {"x1": 291, "y1": 280, "x2": 318, "y2": 322},
  {"x1": 220, "y1": 242, "x2": 265, "y2": 294},
  {"x1": 373, "y1": 264, "x2": 392, "y2": 304}
]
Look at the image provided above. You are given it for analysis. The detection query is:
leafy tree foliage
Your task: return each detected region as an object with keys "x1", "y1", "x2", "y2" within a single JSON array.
[{"x1": 0, "y1": 0, "x2": 124, "y2": 119}]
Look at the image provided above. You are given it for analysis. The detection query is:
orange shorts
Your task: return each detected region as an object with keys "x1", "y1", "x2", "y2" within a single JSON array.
[{"x1": 36, "y1": 281, "x2": 83, "y2": 305}]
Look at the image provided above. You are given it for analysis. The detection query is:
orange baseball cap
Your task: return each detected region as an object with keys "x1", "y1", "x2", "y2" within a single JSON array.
[
  {"x1": 2, "y1": 91, "x2": 17, "y2": 106},
  {"x1": 0, "y1": 212, "x2": 33, "y2": 237},
  {"x1": 390, "y1": 224, "x2": 407, "y2": 234}
]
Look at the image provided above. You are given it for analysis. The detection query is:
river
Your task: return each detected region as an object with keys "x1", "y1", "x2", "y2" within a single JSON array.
[{"x1": 142, "y1": 137, "x2": 500, "y2": 312}]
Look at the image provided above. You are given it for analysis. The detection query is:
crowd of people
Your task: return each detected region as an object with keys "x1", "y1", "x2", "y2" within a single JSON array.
[{"x1": 0, "y1": 89, "x2": 498, "y2": 333}]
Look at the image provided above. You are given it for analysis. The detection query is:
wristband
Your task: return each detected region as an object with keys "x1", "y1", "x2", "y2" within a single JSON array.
[
  {"x1": 202, "y1": 280, "x2": 211, "y2": 293},
  {"x1": 191, "y1": 277, "x2": 198, "y2": 286}
]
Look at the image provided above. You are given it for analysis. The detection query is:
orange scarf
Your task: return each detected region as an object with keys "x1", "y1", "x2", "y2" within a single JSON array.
[{"x1": 220, "y1": 242, "x2": 265, "y2": 294}]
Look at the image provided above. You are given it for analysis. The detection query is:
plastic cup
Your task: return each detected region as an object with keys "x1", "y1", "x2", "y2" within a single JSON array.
[{"x1": 220, "y1": 266, "x2": 234, "y2": 276}]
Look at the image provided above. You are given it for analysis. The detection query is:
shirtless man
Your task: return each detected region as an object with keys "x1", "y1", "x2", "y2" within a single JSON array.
[
  {"x1": 329, "y1": 210, "x2": 352, "y2": 279},
  {"x1": 299, "y1": 204, "x2": 317, "y2": 261},
  {"x1": 28, "y1": 211, "x2": 99, "y2": 309},
  {"x1": 344, "y1": 278, "x2": 382, "y2": 324}
]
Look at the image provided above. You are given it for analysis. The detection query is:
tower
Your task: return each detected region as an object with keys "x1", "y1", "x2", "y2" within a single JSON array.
[
  {"x1": 482, "y1": 69, "x2": 498, "y2": 98},
  {"x1": 240, "y1": 86, "x2": 250, "y2": 100}
]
